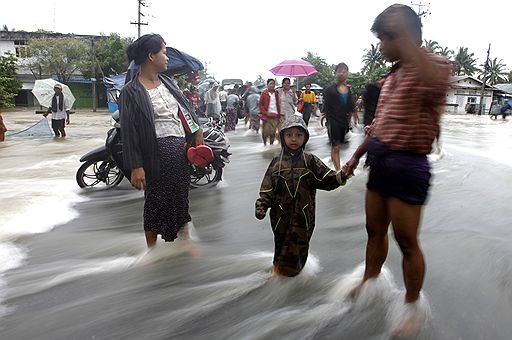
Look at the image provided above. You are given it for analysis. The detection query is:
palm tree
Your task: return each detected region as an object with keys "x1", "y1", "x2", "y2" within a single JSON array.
[
  {"x1": 423, "y1": 39, "x2": 440, "y2": 53},
  {"x1": 437, "y1": 46, "x2": 454, "y2": 60},
  {"x1": 453, "y1": 47, "x2": 479, "y2": 76},
  {"x1": 361, "y1": 44, "x2": 386, "y2": 74},
  {"x1": 479, "y1": 58, "x2": 508, "y2": 85}
]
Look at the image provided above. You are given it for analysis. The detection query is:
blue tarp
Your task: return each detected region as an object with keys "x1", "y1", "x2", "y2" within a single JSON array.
[{"x1": 125, "y1": 46, "x2": 204, "y2": 84}]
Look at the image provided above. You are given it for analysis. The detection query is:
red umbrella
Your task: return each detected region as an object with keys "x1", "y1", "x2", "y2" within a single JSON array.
[{"x1": 270, "y1": 59, "x2": 319, "y2": 77}]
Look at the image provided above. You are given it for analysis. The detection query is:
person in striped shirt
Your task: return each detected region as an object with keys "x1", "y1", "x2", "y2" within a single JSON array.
[{"x1": 342, "y1": 4, "x2": 452, "y2": 337}]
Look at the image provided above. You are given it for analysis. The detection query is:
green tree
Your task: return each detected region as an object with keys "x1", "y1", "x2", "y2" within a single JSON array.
[
  {"x1": 0, "y1": 53, "x2": 22, "y2": 108},
  {"x1": 347, "y1": 72, "x2": 368, "y2": 97},
  {"x1": 93, "y1": 33, "x2": 133, "y2": 77},
  {"x1": 26, "y1": 37, "x2": 90, "y2": 83},
  {"x1": 479, "y1": 57, "x2": 508, "y2": 85},
  {"x1": 454, "y1": 47, "x2": 479, "y2": 76},
  {"x1": 437, "y1": 46, "x2": 454, "y2": 60},
  {"x1": 299, "y1": 52, "x2": 335, "y2": 89},
  {"x1": 423, "y1": 39, "x2": 440, "y2": 53},
  {"x1": 361, "y1": 43, "x2": 386, "y2": 74}
]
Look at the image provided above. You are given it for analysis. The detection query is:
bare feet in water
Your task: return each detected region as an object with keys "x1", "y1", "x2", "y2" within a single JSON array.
[
  {"x1": 391, "y1": 315, "x2": 420, "y2": 338},
  {"x1": 178, "y1": 225, "x2": 201, "y2": 257},
  {"x1": 389, "y1": 299, "x2": 427, "y2": 338},
  {"x1": 348, "y1": 280, "x2": 364, "y2": 300}
]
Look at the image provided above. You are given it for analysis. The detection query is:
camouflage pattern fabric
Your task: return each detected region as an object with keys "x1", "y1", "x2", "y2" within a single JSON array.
[{"x1": 256, "y1": 151, "x2": 343, "y2": 277}]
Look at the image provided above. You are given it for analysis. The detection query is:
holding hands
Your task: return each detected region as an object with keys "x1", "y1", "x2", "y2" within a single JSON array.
[
  {"x1": 342, "y1": 156, "x2": 360, "y2": 179},
  {"x1": 255, "y1": 207, "x2": 266, "y2": 220}
]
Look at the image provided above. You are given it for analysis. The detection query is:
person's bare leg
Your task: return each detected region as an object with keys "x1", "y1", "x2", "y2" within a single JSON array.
[
  {"x1": 350, "y1": 190, "x2": 390, "y2": 297},
  {"x1": 178, "y1": 223, "x2": 200, "y2": 257},
  {"x1": 388, "y1": 197, "x2": 425, "y2": 336},
  {"x1": 331, "y1": 144, "x2": 341, "y2": 171},
  {"x1": 388, "y1": 197, "x2": 424, "y2": 303},
  {"x1": 145, "y1": 231, "x2": 157, "y2": 248}
]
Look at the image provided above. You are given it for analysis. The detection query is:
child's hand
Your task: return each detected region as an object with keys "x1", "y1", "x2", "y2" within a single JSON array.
[
  {"x1": 336, "y1": 171, "x2": 347, "y2": 185},
  {"x1": 255, "y1": 208, "x2": 266, "y2": 220}
]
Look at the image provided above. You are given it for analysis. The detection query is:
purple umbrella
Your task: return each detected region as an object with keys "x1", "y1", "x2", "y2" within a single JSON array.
[{"x1": 270, "y1": 59, "x2": 319, "y2": 77}]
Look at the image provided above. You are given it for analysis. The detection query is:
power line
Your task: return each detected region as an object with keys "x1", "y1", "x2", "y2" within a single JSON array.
[{"x1": 130, "y1": 0, "x2": 148, "y2": 38}]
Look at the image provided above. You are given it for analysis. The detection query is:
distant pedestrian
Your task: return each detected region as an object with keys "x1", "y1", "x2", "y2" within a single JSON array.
[
  {"x1": 258, "y1": 79, "x2": 281, "y2": 146},
  {"x1": 323, "y1": 62, "x2": 356, "y2": 171},
  {"x1": 245, "y1": 86, "x2": 261, "y2": 133},
  {"x1": 43, "y1": 83, "x2": 70, "y2": 137},
  {"x1": 489, "y1": 100, "x2": 500, "y2": 119},
  {"x1": 255, "y1": 115, "x2": 347, "y2": 277},
  {"x1": 300, "y1": 83, "x2": 317, "y2": 125},
  {"x1": 225, "y1": 89, "x2": 240, "y2": 132},
  {"x1": 316, "y1": 92, "x2": 324, "y2": 113},
  {"x1": 356, "y1": 96, "x2": 364, "y2": 112},
  {"x1": 0, "y1": 111, "x2": 6, "y2": 142},
  {"x1": 218, "y1": 86, "x2": 228, "y2": 112},
  {"x1": 277, "y1": 77, "x2": 297, "y2": 120},
  {"x1": 500, "y1": 100, "x2": 511, "y2": 119},
  {"x1": 205, "y1": 83, "x2": 222, "y2": 120},
  {"x1": 184, "y1": 87, "x2": 201, "y2": 115}
]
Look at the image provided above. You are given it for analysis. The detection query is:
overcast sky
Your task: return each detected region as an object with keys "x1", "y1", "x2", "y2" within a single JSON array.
[{"x1": 2, "y1": 0, "x2": 511, "y2": 82}]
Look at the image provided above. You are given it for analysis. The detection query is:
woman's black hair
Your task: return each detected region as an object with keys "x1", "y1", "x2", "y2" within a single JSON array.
[
  {"x1": 371, "y1": 4, "x2": 422, "y2": 44},
  {"x1": 282, "y1": 77, "x2": 291, "y2": 84},
  {"x1": 335, "y1": 63, "x2": 349, "y2": 72},
  {"x1": 267, "y1": 78, "x2": 275, "y2": 85},
  {"x1": 126, "y1": 34, "x2": 166, "y2": 66}
]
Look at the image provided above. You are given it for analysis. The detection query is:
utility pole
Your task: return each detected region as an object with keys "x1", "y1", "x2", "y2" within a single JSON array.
[
  {"x1": 91, "y1": 38, "x2": 97, "y2": 112},
  {"x1": 130, "y1": 0, "x2": 148, "y2": 38},
  {"x1": 411, "y1": 1, "x2": 431, "y2": 17},
  {"x1": 478, "y1": 43, "x2": 491, "y2": 115}
]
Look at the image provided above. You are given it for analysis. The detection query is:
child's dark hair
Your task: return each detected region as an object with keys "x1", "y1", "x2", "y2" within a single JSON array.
[
  {"x1": 371, "y1": 4, "x2": 422, "y2": 44},
  {"x1": 335, "y1": 63, "x2": 349, "y2": 72},
  {"x1": 126, "y1": 34, "x2": 166, "y2": 66},
  {"x1": 267, "y1": 78, "x2": 275, "y2": 85}
]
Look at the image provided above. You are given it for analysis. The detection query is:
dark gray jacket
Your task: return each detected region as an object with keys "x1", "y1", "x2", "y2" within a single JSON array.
[{"x1": 119, "y1": 73, "x2": 201, "y2": 181}]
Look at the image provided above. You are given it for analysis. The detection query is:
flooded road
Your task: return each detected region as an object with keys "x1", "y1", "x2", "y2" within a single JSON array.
[{"x1": 1, "y1": 110, "x2": 511, "y2": 339}]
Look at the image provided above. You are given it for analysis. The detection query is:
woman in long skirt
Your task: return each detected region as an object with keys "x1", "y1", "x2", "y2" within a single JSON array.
[{"x1": 119, "y1": 34, "x2": 203, "y2": 247}]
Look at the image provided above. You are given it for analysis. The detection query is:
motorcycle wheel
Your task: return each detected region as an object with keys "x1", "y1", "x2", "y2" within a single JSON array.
[
  {"x1": 76, "y1": 159, "x2": 124, "y2": 189},
  {"x1": 190, "y1": 164, "x2": 223, "y2": 189}
]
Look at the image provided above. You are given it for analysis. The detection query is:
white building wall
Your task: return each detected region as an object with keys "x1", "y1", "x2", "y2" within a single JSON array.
[
  {"x1": 0, "y1": 41, "x2": 15, "y2": 55},
  {"x1": 446, "y1": 88, "x2": 494, "y2": 113}
]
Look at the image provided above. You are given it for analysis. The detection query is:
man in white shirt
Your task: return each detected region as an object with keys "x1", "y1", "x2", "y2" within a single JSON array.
[
  {"x1": 218, "y1": 86, "x2": 228, "y2": 112},
  {"x1": 44, "y1": 84, "x2": 70, "y2": 137},
  {"x1": 205, "y1": 83, "x2": 222, "y2": 119}
]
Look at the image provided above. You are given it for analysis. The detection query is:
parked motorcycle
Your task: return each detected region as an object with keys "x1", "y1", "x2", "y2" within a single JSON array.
[{"x1": 76, "y1": 112, "x2": 230, "y2": 189}]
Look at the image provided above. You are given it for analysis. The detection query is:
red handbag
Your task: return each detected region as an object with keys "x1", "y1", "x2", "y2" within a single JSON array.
[
  {"x1": 187, "y1": 145, "x2": 214, "y2": 167},
  {"x1": 297, "y1": 101, "x2": 304, "y2": 113}
]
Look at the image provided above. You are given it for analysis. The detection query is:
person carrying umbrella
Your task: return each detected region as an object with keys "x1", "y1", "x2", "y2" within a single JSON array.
[{"x1": 43, "y1": 83, "x2": 70, "y2": 138}]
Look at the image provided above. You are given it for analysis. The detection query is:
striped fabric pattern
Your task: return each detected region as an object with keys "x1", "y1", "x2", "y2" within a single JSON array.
[{"x1": 370, "y1": 53, "x2": 452, "y2": 154}]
